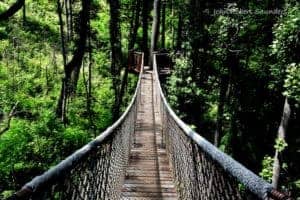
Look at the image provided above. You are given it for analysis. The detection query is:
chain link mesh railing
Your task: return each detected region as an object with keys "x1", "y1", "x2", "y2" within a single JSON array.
[
  {"x1": 8, "y1": 53, "x2": 144, "y2": 200},
  {"x1": 153, "y1": 54, "x2": 292, "y2": 200}
]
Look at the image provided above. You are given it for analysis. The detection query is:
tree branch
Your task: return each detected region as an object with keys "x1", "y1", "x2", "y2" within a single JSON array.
[
  {"x1": 0, "y1": 102, "x2": 19, "y2": 136},
  {"x1": 0, "y1": 0, "x2": 25, "y2": 21}
]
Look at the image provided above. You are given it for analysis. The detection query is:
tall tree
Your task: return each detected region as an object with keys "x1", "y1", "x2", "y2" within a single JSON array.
[
  {"x1": 0, "y1": 102, "x2": 19, "y2": 136},
  {"x1": 188, "y1": 0, "x2": 209, "y2": 86},
  {"x1": 161, "y1": 0, "x2": 166, "y2": 49},
  {"x1": 142, "y1": 0, "x2": 150, "y2": 64},
  {"x1": 149, "y1": 0, "x2": 161, "y2": 67},
  {"x1": 118, "y1": 0, "x2": 142, "y2": 114},
  {"x1": 56, "y1": 0, "x2": 90, "y2": 122},
  {"x1": 108, "y1": 0, "x2": 123, "y2": 120},
  {"x1": 176, "y1": 11, "x2": 183, "y2": 52},
  {"x1": 214, "y1": 75, "x2": 229, "y2": 146}
]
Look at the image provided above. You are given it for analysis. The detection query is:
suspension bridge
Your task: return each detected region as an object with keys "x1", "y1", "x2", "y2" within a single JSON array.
[{"x1": 9, "y1": 53, "x2": 291, "y2": 200}]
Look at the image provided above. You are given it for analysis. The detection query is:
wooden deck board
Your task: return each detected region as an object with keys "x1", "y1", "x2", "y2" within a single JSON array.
[{"x1": 121, "y1": 70, "x2": 177, "y2": 200}]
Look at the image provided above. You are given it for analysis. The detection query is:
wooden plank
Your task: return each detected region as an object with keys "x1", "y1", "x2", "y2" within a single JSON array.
[
  {"x1": 121, "y1": 197, "x2": 177, "y2": 200},
  {"x1": 122, "y1": 192, "x2": 177, "y2": 197},
  {"x1": 122, "y1": 186, "x2": 176, "y2": 193},
  {"x1": 123, "y1": 184, "x2": 175, "y2": 190},
  {"x1": 124, "y1": 180, "x2": 175, "y2": 185}
]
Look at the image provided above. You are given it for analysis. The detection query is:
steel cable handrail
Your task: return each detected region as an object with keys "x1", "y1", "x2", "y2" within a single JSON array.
[
  {"x1": 9, "y1": 53, "x2": 144, "y2": 200},
  {"x1": 153, "y1": 53, "x2": 291, "y2": 200}
]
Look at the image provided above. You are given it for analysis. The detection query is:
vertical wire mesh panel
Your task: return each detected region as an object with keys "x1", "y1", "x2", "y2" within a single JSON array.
[
  {"x1": 13, "y1": 101, "x2": 137, "y2": 200},
  {"x1": 162, "y1": 111, "x2": 243, "y2": 200},
  {"x1": 9, "y1": 53, "x2": 144, "y2": 200},
  {"x1": 153, "y1": 54, "x2": 292, "y2": 200}
]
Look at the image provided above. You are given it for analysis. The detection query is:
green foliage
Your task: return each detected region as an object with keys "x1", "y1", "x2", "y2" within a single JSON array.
[
  {"x1": 238, "y1": 183, "x2": 246, "y2": 195},
  {"x1": 294, "y1": 179, "x2": 300, "y2": 188},
  {"x1": 92, "y1": 78, "x2": 115, "y2": 131},
  {"x1": 274, "y1": 138, "x2": 288, "y2": 152},
  {"x1": 203, "y1": 103, "x2": 218, "y2": 122},
  {"x1": 259, "y1": 156, "x2": 274, "y2": 182},
  {"x1": 1, "y1": 190, "x2": 14, "y2": 199},
  {"x1": 271, "y1": 4, "x2": 300, "y2": 63},
  {"x1": 167, "y1": 56, "x2": 205, "y2": 119},
  {"x1": 62, "y1": 127, "x2": 89, "y2": 151},
  {"x1": 0, "y1": 0, "x2": 138, "y2": 195},
  {"x1": 219, "y1": 132, "x2": 231, "y2": 152},
  {"x1": 91, "y1": 2, "x2": 110, "y2": 46},
  {"x1": 270, "y1": 3, "x2": 300, "y2": 92},
  {"x1": 283, "y1": 63, "x2": 300, "y2": 103}
]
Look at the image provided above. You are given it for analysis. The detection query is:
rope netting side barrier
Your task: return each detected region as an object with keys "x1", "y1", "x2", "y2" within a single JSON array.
[
  {"x1": 8, "y1": 52, "x2": 144, "y2": 200},
  {"x1": 153, "y1": 54, "x2": 292, "y2": 200}
]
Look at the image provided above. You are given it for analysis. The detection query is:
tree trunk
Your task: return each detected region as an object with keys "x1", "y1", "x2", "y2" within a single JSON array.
[
  {"x1": 57, "y1": 0, "x2": 67, "y2": 67},
  {"x1": 70, "y1": 0, "x2": 74, "y2": 40},
  {"x1": 161, "y1": 1, "x2": 166, "y2": 49},
  {"x1": 272, "y1": 97, "x2": 291, "y2": 189},
  {"x1": 108, "y1": 0, "x2": 123, "y2": 120},
  {"x1": 0, "y1": 102, "x2": 19, "y2": 136},
  {"x1": 0, "y1": 0, "x2": 25, "y2": 21},
  {"x1": 176, "y1": 12, "x2": 183, "y2": 52},
  {"x1": 87, "y1": 34, "x2": 93, "y2": 133},
  {"x1": 56, "y1": 0, "x2": 67, "y2": 121},
  {"x1": 149, "y1": 0, "x2": 161, "y2": 67},
  {"x1": 214, "y1": 75, "x2": 229, "y2": 146},
  {"x1": 225, "y1": 48, "x2": 240, "y2": 155},
  {"x1": 65, "y1": 0, "x2": 70, "y2": 41},
  {"x1": 82, "y1": 23, "x2": 94, "y2": 135},
  {"x1": 171, "y1": 0, "x2": 175, "y2": 49},
  {"x1": 66, "y1": 0, "x2": 89, "y2": 90},
  {"x1": 70, "y1": 63, "x2": 81, "y2": 95},
  {"x1": 56, "y1": 0, "x2": 90, "y2": 121},
  {"x1": 129, "y1": 0, "x2": 141, "y2": 51},
  {"x1": 118, "y1": 0, "x2": 141, "y2": 115},
  {"x1": 188, "y1": 0, "x2": 208, "y2": 86},
  {"x1": 142, "y1": 0, "x2": 149, "y2": 64}
]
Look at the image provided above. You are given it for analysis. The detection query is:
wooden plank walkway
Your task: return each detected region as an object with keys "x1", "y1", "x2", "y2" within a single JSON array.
[{"x1": 121, "y1": 69, "x2": 177, "y2": 200}]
